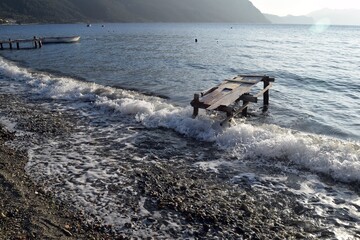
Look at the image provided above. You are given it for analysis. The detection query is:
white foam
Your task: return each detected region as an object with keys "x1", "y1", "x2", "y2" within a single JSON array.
[
  {"x1": 136, "y1": 104, "x2": 360, "y2": 183},
  {"x1": 333, "y1": 228, "x2": 357, "y2": 240},
  {"x1": 230, "y1": 171, "x2": 360, "y2": 239},
  {"x1": 293, "y1": 175, "x2": 360, "y2": 239},
  {"x1": 3, "y1": 56, "x2": 360, "y2": 237},
  {"x1": 0, "y1": 57, "x2": 30, "y2": 80},
  {"x1": 0, "y1": 117, "x2": 17, "y2": 132},
  {"x1": 139, "y1": 197, "x2": 151, "y2": 216},
  {"x1": 194, "y1": 160, "x2": 229, "y2": 173},
  {"x1": 1, "y1": 56, "x2": 359, "y2": 183}
]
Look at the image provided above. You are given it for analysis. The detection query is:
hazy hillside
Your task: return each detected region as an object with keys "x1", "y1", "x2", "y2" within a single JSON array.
[
  {"x1": 265, "y1": 8, "x2": 360, "y2": 26},
  {"x1": 265, "y1": 14, "x2": 313, "y2": 25},
  {"x1": 0, "y1": 0, "x2": 269, "y2": 24},
  {"x1": 308, "y1": 8, "x2": 360, "y2": 25}
]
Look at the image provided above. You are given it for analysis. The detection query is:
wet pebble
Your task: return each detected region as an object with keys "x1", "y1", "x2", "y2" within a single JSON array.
[{"x1": 134, "y1": 163, "x2": 320, "y2": 239}]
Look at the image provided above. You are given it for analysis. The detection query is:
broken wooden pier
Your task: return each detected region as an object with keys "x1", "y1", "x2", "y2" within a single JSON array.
[
  {"x1": 191, "y1": 75, "x2": 275, "y2": 125},
  {"x1": 0, "y1": 37, "x2": 42, "y2": 50}
]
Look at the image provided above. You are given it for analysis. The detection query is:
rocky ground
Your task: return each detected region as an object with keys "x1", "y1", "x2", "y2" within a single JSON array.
[
  {"x1": 0, "y1": 95, "x2": 116, "y2": 239},
  {"x1": 0, "y1": 133, "x2": 116, "y2": 239},
  {"x1": 0, "y1": 93, "x2": 331, "y2": 239},
  {"x1": 0, "y1": 126, "x2": 322, "y2": 240}
]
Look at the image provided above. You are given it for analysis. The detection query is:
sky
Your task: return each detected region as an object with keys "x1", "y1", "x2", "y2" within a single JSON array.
[{"x1": 250, "y1": 0, "x2": 360, "y2": 16}]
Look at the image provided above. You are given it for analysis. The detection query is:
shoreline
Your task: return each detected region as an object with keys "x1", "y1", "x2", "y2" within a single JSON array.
[
  {"x1": 0, "y1": 126, "x2": 116, "y2": 239},
  {"x1": 0, "y1": 93, "x2": 336, "y2": 239},
  {"x1": 0, "y1": 123, "x2": 317, "y2": 239}
]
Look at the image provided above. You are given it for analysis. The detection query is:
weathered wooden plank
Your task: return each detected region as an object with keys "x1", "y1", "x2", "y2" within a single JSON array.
[
  {"x1": 200, "y1": 88, "x2": 224, "y2": 105},
  {"x1": 227, "y1": 79, "x2": 260, "y2": 84},
  {"x1": 206, "y1": 85, "x2": 253, "y2": 110},
  {"x1": 200, "y1": 82, "x2": 240, "y2": 106},
  {"x1": 226, "y1": 76, "x2": 262, "y2": 84},
  {"x1": 201, "y1": 86, "x2": 218, "y2": 96},
  {"x1": 239, "y1": 94, "x2": 257, "y2": 103}
]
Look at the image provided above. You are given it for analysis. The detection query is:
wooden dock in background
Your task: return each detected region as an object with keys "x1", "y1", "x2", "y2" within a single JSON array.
[
  {"x1": 0, "y1": 37, "x2": 42, "y2": 50},
  {"x1": 191, "y1": 75, "x2": 275, "y2": 126}
]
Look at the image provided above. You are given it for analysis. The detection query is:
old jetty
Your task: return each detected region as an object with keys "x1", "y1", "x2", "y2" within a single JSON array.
[
  {"x1": 191, "y1": 75, "x2": 275, "y2": 125},
  {"x1": 0, "y1": 37, "x2": 42, "y2": 50}
]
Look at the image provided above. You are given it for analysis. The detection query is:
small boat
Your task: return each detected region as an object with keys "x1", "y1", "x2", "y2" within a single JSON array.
[{"x1": 40, "y1": 36, "x2": 81, "y2": 44}]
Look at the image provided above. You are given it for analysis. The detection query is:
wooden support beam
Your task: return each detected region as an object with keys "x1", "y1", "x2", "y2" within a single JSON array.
[
  {"x1": 9, "y1": 39, "x2": 12, "y2": 50},
  {"x1": 239, "y1": 93, "x2": 254, "y2": 117},
  {"x1": 242, "y1": 100, "x2": 249, "y2": 117},
  {"x1": 254, "y1": 83, "x2": 273, "y2": 98},
  {"x1": 220, "y1": 102, "x2": 250, "y2": 126},
  {"x1": 263, "y1": 79, "x2": 270, "y2": 111},
  {"x1": 0, "y1": 43, "x2": 3, "y2": 50},
  {"x1": 266, "y1": 77, "x2": 275, "y2": 82},
  {"x1": 260, "y1": 76, "x2": 275, "y2": 82},
  {"x1": 239, "y1": 94, "x2": 257, "y2": 103},
  {"x1": 16, "y1": 42, "x2": 20, "y2": 50},
  {"x1": 217, "y1": 105, "x2": 233, "y2": 116},
  {"x1": 192, "y1": 93, "x2": 200, "y2": 118}
]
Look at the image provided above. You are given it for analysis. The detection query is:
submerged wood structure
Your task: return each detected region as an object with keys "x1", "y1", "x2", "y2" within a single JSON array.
[
  {"x1": 191, "y1": 75, "x2": 275, "y2": 125},
  {"x1": 0, "y1": 37, "x2": 42, "y2": 50}
]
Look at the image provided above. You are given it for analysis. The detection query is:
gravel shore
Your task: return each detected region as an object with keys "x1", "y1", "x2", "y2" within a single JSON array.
[
  {"x1": 0, "y1": 93, "x2": 118, "y2": 239},
  {"x1": 0, "y1": 125, "x2": 318, "y2": 240},
  {"x1": 0, "y1": 94, "x2": 327, "y2": 239},
  {"x1": 0, "y1": 125, "x2": 117, "y2": 239}
]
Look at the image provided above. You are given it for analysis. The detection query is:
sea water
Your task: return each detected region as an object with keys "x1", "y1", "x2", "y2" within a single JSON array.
[{"x1": 0, "y1": 23, "x2": 359, "y2": 238}]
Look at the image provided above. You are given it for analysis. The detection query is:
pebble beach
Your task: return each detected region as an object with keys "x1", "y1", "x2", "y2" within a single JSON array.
[{"x1": 0, "y1": 93, "x2": 331, "y2": 239}]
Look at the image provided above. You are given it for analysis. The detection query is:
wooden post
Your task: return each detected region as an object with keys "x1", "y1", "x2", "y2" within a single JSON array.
[
  {"x1": 0, "y1": 43, "x2": 3, "y2": 50},
  {"x1": 241, "y1": 93, "x2": 251, "y2": 116},
  {"x1": 220, "y1": 109, "x2": 234, "y2": 126},
  {"x1": 242, "y1": 101, "x2": 249, "y2": 117},
  {"x1": 16, "y1": 42, "x2": 20, "y2": 50},
  {"x1": 192, "y1": 93, "x2": 199, "y2": 118},
  {"x1": 9, "y1": 39, "x2": 12, "y2": 50},
  {"x1": 263, "y1": 78, "x2": 269, "y2": 112}
]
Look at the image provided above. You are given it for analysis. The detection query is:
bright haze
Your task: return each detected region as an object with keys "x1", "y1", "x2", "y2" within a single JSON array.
[
  {"x1": 251, "y1": 0, "x2": 360, "y2": 25},
  {"x1": 250, "y1": 0, "x2": 360, "y2": 16}
]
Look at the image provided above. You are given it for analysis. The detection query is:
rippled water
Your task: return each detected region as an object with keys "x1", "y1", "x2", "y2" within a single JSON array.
[
  {"x1": 0, "y1": 23, "x2": 359, "y2": 238},
  {"x1": 2, "y1": 23, "x2": 359, "y2": 140}
]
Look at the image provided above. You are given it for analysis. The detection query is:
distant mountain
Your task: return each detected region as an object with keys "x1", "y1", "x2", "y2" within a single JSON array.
[
  {"x1": 265, "y1": 8, "x2": 360, "y2": 26},
  {"x1": 308, "y1": 8, "x2": 360, "y2": 26},
  {"x1": 264, "y1": 14, "x2": 313, "y2": 25},
  {"x1": 0, "y1": 0, "x2": 269, "y2": 24}
]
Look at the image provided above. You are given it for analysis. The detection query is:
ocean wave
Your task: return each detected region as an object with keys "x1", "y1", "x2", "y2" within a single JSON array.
[
  {"x1": 0, "y1": 56, "x2": 359, "y2": 183},
  {"x1": 74, "y1": 90, "x2": 360, "y2": 183},
  {"x1": 0, "y1": 56, "x2": 30, "y2": 80}
]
